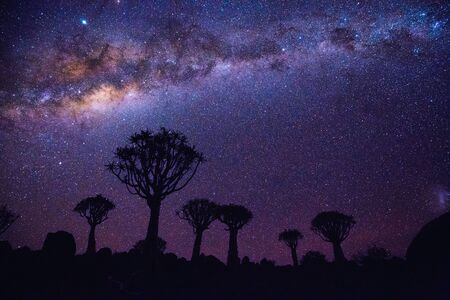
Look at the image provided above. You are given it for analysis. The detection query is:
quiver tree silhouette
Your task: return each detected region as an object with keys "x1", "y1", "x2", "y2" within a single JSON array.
[
  {"x1": 217, "y1": 204, "x2": 253, "y2": 266},
  {"x1": 74, "y1": 194, "x2": 115, "y2": 254},
  {"x1": 176, "y1": 198, "x2": 218, "y2": 261},
  {"x1": 0, "y1": 205, "x2": 19, "y2": 237},
  {"x1": 311, "y1": 211, "x2": 355, "y2": 263},
  {"x1": 106, "y1": 128, "x2": 204, "y2": 259},
  {"x1": 278, "y1": 229, "x2": 303, "y2": 267}
]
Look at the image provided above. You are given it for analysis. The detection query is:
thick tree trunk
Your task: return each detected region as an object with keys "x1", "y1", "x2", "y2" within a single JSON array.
[
  {"x1": 86, "y1": 225, "x2": 96, "y2": 254},
  {"x1": 191, "y1": 231, "x2": 203, "y2": 261},
  {"x1": 290, "y1": 246, "x2": 298, "y2": 267},
  {"x1": 332, "y1": 242, "x2": 346, "y2": 263},
  {"x1": 145, "y1": 201, "x2": 161, "y2": 259},
  {"x1": 227, "y1": 230, "x2": 239, "y2": 267}
]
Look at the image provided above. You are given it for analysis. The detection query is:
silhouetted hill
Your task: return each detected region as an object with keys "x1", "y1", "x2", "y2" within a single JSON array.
[{"x1": 407, "y1": 212, "x2": 450, "y2": 274}]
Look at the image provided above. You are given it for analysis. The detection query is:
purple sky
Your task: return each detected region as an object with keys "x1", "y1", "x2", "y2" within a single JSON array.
[{"x1": 0, "y1": 0, "x2": 448, "y2": 264}]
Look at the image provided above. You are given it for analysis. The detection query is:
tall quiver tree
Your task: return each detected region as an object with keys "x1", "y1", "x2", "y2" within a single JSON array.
[
  {"x1": 177, "y1": 198, "x2": 218, "y2": 261},
  {"x1": 311, "y1": 211, "x2": 355, "y2": 263},
  {"x1": 0, "y1": 205, "x2": 19, "y2": 237},
  {"x1": 107, "y1": 128, "x2": 204, "y2": 259},
  {"x1": 279, "y1": 229, "x2": 303, "y2": 267},
  {"x1": 74, "y1": 194, "x2": 115, "y2": 254},
  {"x1": 217, "y1": 204, "x2": 253, "y2": 267}
]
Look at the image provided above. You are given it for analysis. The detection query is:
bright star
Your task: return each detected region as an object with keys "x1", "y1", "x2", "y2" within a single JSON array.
[
  {"x1": 80, "y1": 18, "x2": 88, "y2": 26},
  {"x1": 432, "y1": 21, "x2": 441, "y2": 30}
]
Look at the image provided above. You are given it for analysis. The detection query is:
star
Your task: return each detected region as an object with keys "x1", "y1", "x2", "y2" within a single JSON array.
[{"x1": 0, "y1": 0, "x2": 447, "y2": 265}]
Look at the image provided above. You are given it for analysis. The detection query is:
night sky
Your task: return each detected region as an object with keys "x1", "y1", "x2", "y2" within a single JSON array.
[{"x1": 0, "y1": 0, "x2": 448, "y2": 264}]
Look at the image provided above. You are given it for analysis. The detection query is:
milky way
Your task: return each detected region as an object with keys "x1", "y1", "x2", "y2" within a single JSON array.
[{"x1": 0, "y1": 0, "x2": 448, "y2": 264}]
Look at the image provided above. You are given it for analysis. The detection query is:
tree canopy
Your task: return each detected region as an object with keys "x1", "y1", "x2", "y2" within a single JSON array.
[
  {"x1": 74, "y1": 194, "x2": 115, "y2": 226},
  {"x1": 217, "y1": 204, "x2": 253, "y2": 231},
  {"x1": 177, "y1": 198, "x2": 218, "y2": 233},
  {"x1": 106, "y1": 128, "x2": 205, "y2": 204},
  {"x1": 279, "y1": 229, "x2": 303, "y2": 249},
  {"x1": 311, "y1": 211, "x2": 355, "y2": 243}
]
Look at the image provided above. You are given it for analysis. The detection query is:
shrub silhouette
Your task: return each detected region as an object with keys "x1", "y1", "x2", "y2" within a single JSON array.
[
  {"x1": 107, "y1": 128, "x2": 204, "y2": 259},
  {"x1": 278, "y1": 229, "x2": 303, "y2": 266},
  {"x1": 354, "y1": 245, "x2": 391, "y2": 266},
  {"x1": 311, "y1": 211, "x2": 355, "y2": 263},
  {"x1": 74, "y1": 194, "x2": 115, "y2": 254},
  {"x1": 176, "y1": 198, "x2": 218, "y2": 261},
  {"x1": 132, "y1": 237, "x2": 167, "y2": 255},
  {"x1": 0, "y1": 205, "x2": 19, "y2": 236},
  {"x1": 301, "y1": 250, "x2": 327, "y2": 266},
  {"x1": 260, "y1": 258, "x2": 276, "y2": 268},
  {"x1": 97, "y1": 247, "x2": 113, "y2": 257},
  {"x1": 217, "y1": 204, "x2": 252, "y2": 266},
  {"x1": 366, "y1": 246, "x2": 390, "y2": 259},
  {"x1": 241, "y1": 256, "x2": 251, "y2": 265}
]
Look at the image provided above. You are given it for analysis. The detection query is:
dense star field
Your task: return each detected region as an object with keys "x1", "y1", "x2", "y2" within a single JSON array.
[{"x1": 0, "y1": 0, "x2": 448, "y2": 264}]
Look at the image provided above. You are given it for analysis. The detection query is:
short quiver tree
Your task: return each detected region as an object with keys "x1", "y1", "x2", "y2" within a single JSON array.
[
  {"x1": 311, "y1": 211, "x2": 355, "y2": 262},
  {"x1": 279, "y1": 229, "x2": 303, "y2": 266},
  {"x1": 177, "y1": 198, "x2": 218, "y2": 261},
  {"x1": 217, "y1": 204, "x2": 253, "y2": 266},
  {"x1": 74, "y1": 194, "x2": 115, "y2": 254}
]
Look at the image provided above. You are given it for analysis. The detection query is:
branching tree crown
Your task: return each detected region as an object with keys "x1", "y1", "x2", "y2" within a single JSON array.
[
  {"x1": 218, "y1": 204, "x2": 253, "y2": 231},
  {"x1": 74, "y1": 194, "x2": 115, "y2": 226},
  {"x1": 0, "y1": 205, "x2": 19, "y2": 236},
  {"x1": 176, "y1": 198, "x2": 218, "y2": 233},
  {"x1": 279, "y1": 229, "x2": 303, "y2": 248},
  {"x1": 311, "y1": 211, "x2": 355, "y2": 243},
  {"x1": 106, "y1": 128, "x2": 205, "y2": 205}
]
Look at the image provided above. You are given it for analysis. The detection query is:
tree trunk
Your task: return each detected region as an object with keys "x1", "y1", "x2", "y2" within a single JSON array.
[
  {"x1": 227, "y1": 230, "x2": 239, "y2": 267},
  {"x1": 86, "y1": 225, "x2": 96, "y2": 254},
  {"x1": 290, "y1": 246, "x2": 298, "y2": 267},
  {"x1": 191, "y1": 231, "x2": 203, "y2": 261},
  {"x1": 332, "y1": 242, "x2": 346, "y2": 263},
  {"x1": 145, "y1": 201, "x2": 161, "y2": 259}
]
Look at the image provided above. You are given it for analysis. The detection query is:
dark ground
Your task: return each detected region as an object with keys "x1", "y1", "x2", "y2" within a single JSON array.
[
  {"x1": 2, "y1": 212, "x2": 450, "y2": 300},
  {"x1": 1, "y1": 248, "x2": 449, "y2": 300}
]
